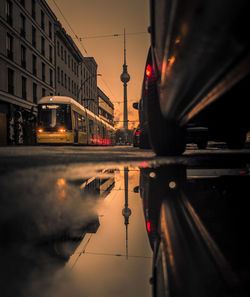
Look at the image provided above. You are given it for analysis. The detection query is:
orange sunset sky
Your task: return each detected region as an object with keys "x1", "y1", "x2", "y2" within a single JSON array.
[{"x1": 46, "y1": 0, "x2": 150, "y2": 129}]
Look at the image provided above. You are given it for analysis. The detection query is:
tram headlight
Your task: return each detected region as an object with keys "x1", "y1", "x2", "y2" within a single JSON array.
[{"x1": 38, "y1": 128, "x2": 43, "y2": 133}]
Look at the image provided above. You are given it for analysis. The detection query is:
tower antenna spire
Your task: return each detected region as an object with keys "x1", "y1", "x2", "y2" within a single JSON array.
[
  {"x1": 120, "y1": 28, "x2": 130, "y2": 130},
  {"x1": 124, "y1": 28, "x2": 126, "y2": 65}
]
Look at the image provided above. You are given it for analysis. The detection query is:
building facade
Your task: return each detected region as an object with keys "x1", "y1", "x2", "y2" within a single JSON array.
[
  {"x1": 0, "y1": 0, "x2": 112, "y2": 145},
  {"x1": 54, "y1": 21, "x2": 83, "y2": 102},
  {"x1": 97, "y1": 87, "x2": 114, "y2": 126},
  {"x1": 79, "y1": 57, "x2": 98, "y2": 115},
  {"x1": 0, "y1": 0, "x2": 56, "y2": 144}
]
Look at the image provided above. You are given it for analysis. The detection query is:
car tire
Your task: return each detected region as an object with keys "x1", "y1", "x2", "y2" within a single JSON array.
[
  {"x1": 146, "y1": 81, "x2": 185, "y2": 156},
  {"x1": 226, "y1": 130, "x2": 246, "y2": 149},
  {"x1": 196, "y1": 139, "x2": 208, "y2": 149},
  {"x1": 139, "y1": 130, "x2": 151, "y2": 149}
]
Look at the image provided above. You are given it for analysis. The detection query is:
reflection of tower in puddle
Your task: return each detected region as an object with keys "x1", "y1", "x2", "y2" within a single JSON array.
[{"x1": 122, "y1": 167, "x2": 131, "y2": 259}]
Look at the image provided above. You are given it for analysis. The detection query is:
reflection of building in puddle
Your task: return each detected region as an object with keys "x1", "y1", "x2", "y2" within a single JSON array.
[
  {"x1": 0, "y1": 168, "x2": 116, "y2": 297},
  {"x1": 67, "y1": 169, "x2": 115, "y2": 199},
  {"x1": 53, "y1": 169, "x2": 115, "y2": 258}
]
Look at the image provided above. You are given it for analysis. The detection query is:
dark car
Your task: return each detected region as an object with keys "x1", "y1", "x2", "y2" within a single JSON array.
[
  {"x1": 133, "y1": 125, "x2": 141, "y2": 147},
  {"x1": 143, "y1": 0, "x2": 250, "y2": 156},
  {"x1": 134, "y1": 50, "x2": 209, "y2": 151}
]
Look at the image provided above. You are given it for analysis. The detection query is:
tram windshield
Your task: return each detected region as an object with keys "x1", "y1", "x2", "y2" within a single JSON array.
[{"x1": 38, "y1": 104, "x2": 72, "y2": 130}]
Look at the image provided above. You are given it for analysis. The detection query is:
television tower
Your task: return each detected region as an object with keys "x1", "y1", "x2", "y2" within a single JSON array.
[{"x1": 120, "y1": 29, "x2": 130, "y2": 130}]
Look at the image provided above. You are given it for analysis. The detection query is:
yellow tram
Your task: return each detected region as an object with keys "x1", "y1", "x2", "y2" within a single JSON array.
[{"x1": 36, "y1": 96, "x2": 115, "y2": 145}]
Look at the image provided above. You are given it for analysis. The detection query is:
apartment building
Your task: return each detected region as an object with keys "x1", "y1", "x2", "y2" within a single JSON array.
[
  {"x1": 54, "y1": 21, "x2": 83, "y2": 101},
  {"x1": 0, "y1": 0, "x2": 56, "y2": 144},
  {"x1": 98, "y1": 87, "x2": 114, "y2": 126},
  {"x1": 80, "y1": 57, "x2": 98, "y2": 115}
]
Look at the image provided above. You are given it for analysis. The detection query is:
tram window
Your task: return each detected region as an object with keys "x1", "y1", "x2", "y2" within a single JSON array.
[
  {"x1": 89, "y1": 120, "x2": 94, "y2": 134},
  {"x1": 82, "y1": 116, "x2": 87, "y2": 132},
  {"x1": 78, "y1": 115, "x2": 83, "y2": 131},
  {"x1": 38, "y1": 104, "x2": 72, "y2": 130}
]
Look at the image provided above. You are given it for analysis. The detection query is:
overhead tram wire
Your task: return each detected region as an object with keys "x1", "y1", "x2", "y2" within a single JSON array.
[
  {"x1": 49, "y1": 1, "x2": 143, "y2": 111},
  {"x1": 78, "y1": 31, "x2": 147, "y2": 40},
  {"x1": 51, "y1": 0, "x2": 88, "y2": 54}
]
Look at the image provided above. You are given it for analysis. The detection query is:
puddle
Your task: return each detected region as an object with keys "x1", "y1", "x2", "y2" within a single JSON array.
[
  {"x1": 0, "y1": 163, "x2": 153, "y2": 297},
  {"x1": 1, "y1": 159, "x2": 250, "y2": 297}
]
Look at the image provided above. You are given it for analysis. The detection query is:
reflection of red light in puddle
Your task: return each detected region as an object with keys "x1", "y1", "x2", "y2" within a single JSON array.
[
  {"x1": 140, "y1": 161, "x2": 148, "y2": 168},
  {"x1": 90, "y1": 137, "x2": 111, "y2": 145},
  {"x1": 146, "y1": 221, "x2": 151, "y2": 232}
]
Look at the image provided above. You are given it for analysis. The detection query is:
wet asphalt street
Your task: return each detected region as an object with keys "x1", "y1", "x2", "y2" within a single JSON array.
[{"x1": 1, "y1": 144, "x2": 250, "y2": 297}]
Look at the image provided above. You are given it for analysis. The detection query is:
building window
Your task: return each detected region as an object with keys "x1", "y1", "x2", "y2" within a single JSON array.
[
  {"x1": 49, "y1": 45, "x2": 52, "y2": 62},
  {"x1": 72, "y1": 58, "x2": 73, "y2": 71},
  {"x1": 49, "y1": 21, "x2": 52, "y2": 39},
  {"x1": 41, "y1": 36, "x2": 45, "y2": 56},
  {"x1": 21, "y1": 76, "x2": 27, "y2": 99},
  {"x1": 42, "y1": 88, "x2": 46, "y2": 97},
  {"x1": 57, "y1": 67, "x2": 60, "y2": 83},
  {"x1": 20, "y1": 14, "x2": 26, "y2": 38},
  {"x1": 64, "y1": 50, "x2": 67, "y2": 64},
  {"x1": 8, "y1": 68, "x2": 14, "y2": 94},
  {"x1": 21, "y1": 45, "x2": 26, "y2": 68},
  {"x1": 6, "y1": 33, "x2": 13, "y2": 60},
  {"x1": 61, "y1": 46, "x2": 63, "y2": 60},
  {"x1": 68, "y1": 77, "x2": 70, "y2": 91},
  {"x1": 32, "y1": 54, "x2": 37, "y2": 75},
  {"x1": 65, "y1": 74, "x2": 67, "y2": 88},
  {"x1": 72, "y1": 80, "x2": 73, "y2": 93},
  {"x1": 42, "y1": 62, "x2": 45, "y2": 82},
  {"x1": 57, "y1": 41, "x2": 60, "y2": 56},
  {"x1": 32, "y1": 26, "x2": 36, "y2": 48},
  {"x1": 31, "y1": 0, "x2": 36, "y2": 20},
  {"x1": 6, "y1": 0, "x2": 13, "y2": 26},
  {"x1": 49, "y1": 69, "x2": 53, "y2": 87},
  {"x1": 61, "y1": 70, "x2": 63, "y2": 86},
  {"x1": 68, "y1": 55, "x2": 70, "y2": 68},
  {"x1": 41, "y1": 10, "x2": 44, "y2": 30},
  {"x1": 33, "y1": 83, "x2": 37, "y2": 103}
]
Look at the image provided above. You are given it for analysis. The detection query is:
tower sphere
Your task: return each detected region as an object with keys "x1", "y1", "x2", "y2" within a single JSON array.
[{"x1": 120, "y1": 71, "x2": 130, "y2": 83}]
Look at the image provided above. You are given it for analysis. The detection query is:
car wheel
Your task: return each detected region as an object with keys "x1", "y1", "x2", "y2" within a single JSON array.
[
  {"x1": 226, "y1": 131, "x2": 246, "y2": 149},
  {"x1": 139, "y1": 130, "x2": 151, "y2": 149},
  {"x1": 146, "y1": 82, "x2": 185, "y2": 156},
  {"x1": 196, "y1": 139, "x2": 208, "y2": 149}
]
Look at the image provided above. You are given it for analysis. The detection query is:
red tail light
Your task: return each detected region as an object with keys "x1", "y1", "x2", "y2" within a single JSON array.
[
  {"x1": 58, "y1": 128, "x2": 66, "y2": 132},
  {"x1": 135, "y1": 130, "x2": 140, "y2": 136},
  {"x1": 146, "y1": 221, "x2": 151, "y2": 232},
  {"x1": 145, "y1": 64, "x2": 152, "y2": 77}
]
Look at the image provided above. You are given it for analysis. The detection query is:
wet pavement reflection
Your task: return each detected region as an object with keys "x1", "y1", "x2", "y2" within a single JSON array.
[
  {"x1": 0, "y1": 164, "x2": 152, "y2": 297},
  {"x1": 1, "y1": 159, "x2": 250, "y2": 297}
]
